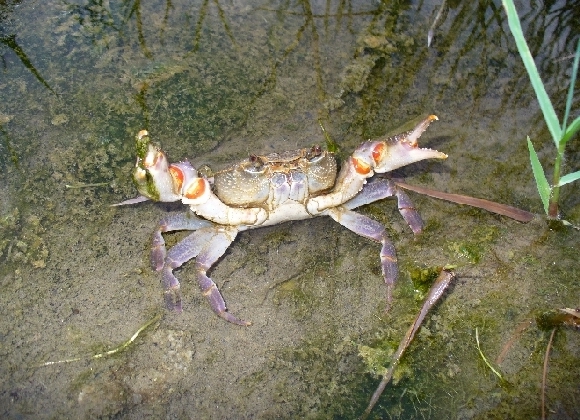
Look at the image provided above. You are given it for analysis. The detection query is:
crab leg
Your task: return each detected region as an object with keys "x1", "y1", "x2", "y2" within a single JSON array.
[
  {"x1": 326, "y1": 207, "x2": 398, "y2": 311},
  {"x1": 161, "y1": 228, "x2": 212, "y2": 312},
  {"x1": 193, "y1": 227, "x2": 252, "y2": 326},
  {"x1": 160, "y1": 225, "x2": 250, "y2": 325},
  {"x1": 343, "y1": 179, "x2": 424, "y2": 235},
  {"x1": 151, "y1": 212, "x2": 213, "y2": 271}
]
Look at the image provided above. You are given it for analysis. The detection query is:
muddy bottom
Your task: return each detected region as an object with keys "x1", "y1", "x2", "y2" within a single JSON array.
[{"x1": 0, "y1": 0, "x2": 578, "y2": 418}]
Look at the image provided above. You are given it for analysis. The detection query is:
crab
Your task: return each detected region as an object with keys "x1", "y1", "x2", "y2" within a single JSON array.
[{"x1": 118, "y1": 115, "x2": 447, "y2": 326}]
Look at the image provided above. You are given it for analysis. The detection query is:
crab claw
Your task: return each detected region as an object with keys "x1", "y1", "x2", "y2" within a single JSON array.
[
  {"x1": 132, "y1": 130, "x2": 194, "y2": 202},
  {"x1": 307, "y1": 115, "x2": 446, "y2": 214},
  {"x1": 352, "y1": 115, "x2": 447, "y2": 175}
]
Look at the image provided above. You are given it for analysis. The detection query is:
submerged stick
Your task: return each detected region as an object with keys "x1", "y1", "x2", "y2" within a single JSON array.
[
  {"x1": 428, "y1": 0, "x2": 448, "y2": 47},
  {"x1": 65, "y1": 182, "x2": 109, "y2": 189},
  {"x1": 394, "y1": 180, "x2": 534, "y2": 222},
  {"x1": 361, "y1": 268, "x2": 455, "y2": 419},
  {"x1": 0, "y1": 34, "x2": 58, "y2": 95},
  {"x1": 38, "y1": 313, "x2": 161, "y2": 367},
  {"x1": 496, "y1": 318, "x2": 533, "y2": 365},
  {"x1": 542, "y1": 328, "x2": 556, "y2": 420}
]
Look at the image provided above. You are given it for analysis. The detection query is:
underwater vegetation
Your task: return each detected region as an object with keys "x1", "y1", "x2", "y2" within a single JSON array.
[{"x1": 502, "y1": 0, "x2": 580, "y2": 222}]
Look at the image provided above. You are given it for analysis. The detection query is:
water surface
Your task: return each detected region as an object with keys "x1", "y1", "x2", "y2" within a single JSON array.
[{"x1": 0, "y1": 0, "x2": 578, "y2": 418}]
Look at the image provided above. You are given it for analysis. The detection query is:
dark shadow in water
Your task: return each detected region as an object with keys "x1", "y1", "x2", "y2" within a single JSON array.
[
  {"x1": 125, "y1": 0, "x2": 153, "y2": 58},
  {"x1": 188, "y1": 0, "x2": 238, "y2": 53},
  {"x1": 0, "y1": 122, "x2": 19, "y2": 168},
  {"x1": 423, "y1": 0, "x2": 579, "y2": 134},
  {"x1": 257, "y1": 1, "x2": 382, "y2": 102},
  {"x1": 0, "y1": 35, "x2": 57, "y2": 95},
  {"x1": 1, "y1": 0, "x2": 55, "y2": 166},
  {"x1": 26, "y1": 0, "x2": 577, "y2": 128}
]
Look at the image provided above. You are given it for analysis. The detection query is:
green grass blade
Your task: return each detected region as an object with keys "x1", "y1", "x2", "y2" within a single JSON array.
[
  {"x1": 502, "y1": 0, "x2": 562, "y2": 146},
  {"x1": 557, "y1": 171, "x2": 580, "y2": 187},
  {"x1": 561, "y1": 115, "x2": 580, "y2": 146},
  {"x1": 475, "y1": 328, "x2": 504, "y2": 381},
  {"x1": 562, "y1": 38, "x2": 580, "y2": 132},
  {"x1": 527, "y1": 137, "x2": 551, "y2": 214}
]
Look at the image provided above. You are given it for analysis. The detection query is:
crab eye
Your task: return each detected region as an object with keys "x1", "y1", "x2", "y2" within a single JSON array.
[
  {"x1": 245, "y1": 155, "x2": 265, "y2": 174},
  {"x1": 306, "y1": 145, "x2": 323, "y2": 161},
  {"x1": 197, "y1": 164, "x2": 214, "y2": 179},
  {"x1": 371, "y1": 142, "x2": 386, "y2": 164}
]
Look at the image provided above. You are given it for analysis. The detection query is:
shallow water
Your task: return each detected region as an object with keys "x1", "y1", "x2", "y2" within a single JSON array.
[{"x1": 0, "y1": 0, "x2": 578, "y2": 418}]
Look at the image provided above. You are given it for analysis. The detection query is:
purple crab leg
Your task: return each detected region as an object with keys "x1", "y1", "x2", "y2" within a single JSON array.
[
  {"x1": 161, "y1": 227, "x2": 215, "y2": 312},
  {"x1": 343, "y1": 179, "x2": 424, "y2": 235},
  {"x1": 161, "y1": 226, "x2": 250, "y2": 325},
  {"x1": 151, "y1": 212, "x2": 213, "y2": 271},
  {"x1": 193, "y1": 228, "x2": 251, "y2": 326},
  {"x1": 326, "y1": 207, "x2": 398, "y2": 311}
]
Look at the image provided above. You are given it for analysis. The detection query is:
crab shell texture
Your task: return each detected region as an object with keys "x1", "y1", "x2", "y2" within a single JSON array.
[
  {"x1": 212, "y1": 146, "x2": 337, "y2": 210},
  {"x1": 126, "y1": 115, "x2": 447, "y2": 326}
]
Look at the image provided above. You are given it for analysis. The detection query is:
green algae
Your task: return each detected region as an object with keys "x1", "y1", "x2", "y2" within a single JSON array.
[
  {"x1": 446, "y1": 225, "x2": 500, "y2": 264},
  {"x1": 0, "y1": 208, "x2": 49, "y2": 271},
  {"x1": 358, "y1": 343, "x2": 392, "y2": 377},
  {"x1": 267, "y1": 329, "x2": 374, "y2": 418},
  {"x1": 272, "y1": 251, "x2": 337, "y2": 321},
  {"x1": 408, "y1": 265, "x2": 442, "y2": 296}
]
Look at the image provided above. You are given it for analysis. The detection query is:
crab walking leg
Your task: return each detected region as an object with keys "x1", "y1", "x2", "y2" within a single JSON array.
[
  {"x1": 161, "y1": 226, "x2": 218, "y2": 312},
  {"x1": 393, "y1": 187, "x2": 423, "y2": 235},
  {"x1": 193, "y1": 227, "x2": 252, "y2": 326},
  {"x1": 151, "y1": 213, "x2": 214, "y2": 271},
  {"x1": 326, "y1": 207, "x2": 398, "y2": 310},
  {"x1": 343, "y1": 179, "x2": 424, "y2": 235}
]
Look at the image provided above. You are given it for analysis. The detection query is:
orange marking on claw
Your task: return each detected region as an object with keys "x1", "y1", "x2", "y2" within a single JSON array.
[
  {"x1": 352, "y1": 157, "x2": 371, "y2": 175},
  {"x1": 169, "y1": 165, "x2": 185, "y2": 191},
  {"x1": 184, "y1": 179, "x2": 206, "y2": 199},
  {"x1": 372, "y1": 143, "x2": 386, "y2": 164}
]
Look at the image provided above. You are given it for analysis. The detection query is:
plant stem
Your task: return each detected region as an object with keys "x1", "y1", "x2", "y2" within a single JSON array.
[
  {"x1": 548, "y1": 153, "x2": 562, "y2": 219},
  {"x1": 548, "y1": 142, "x2": 567, "y2": 219}
]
